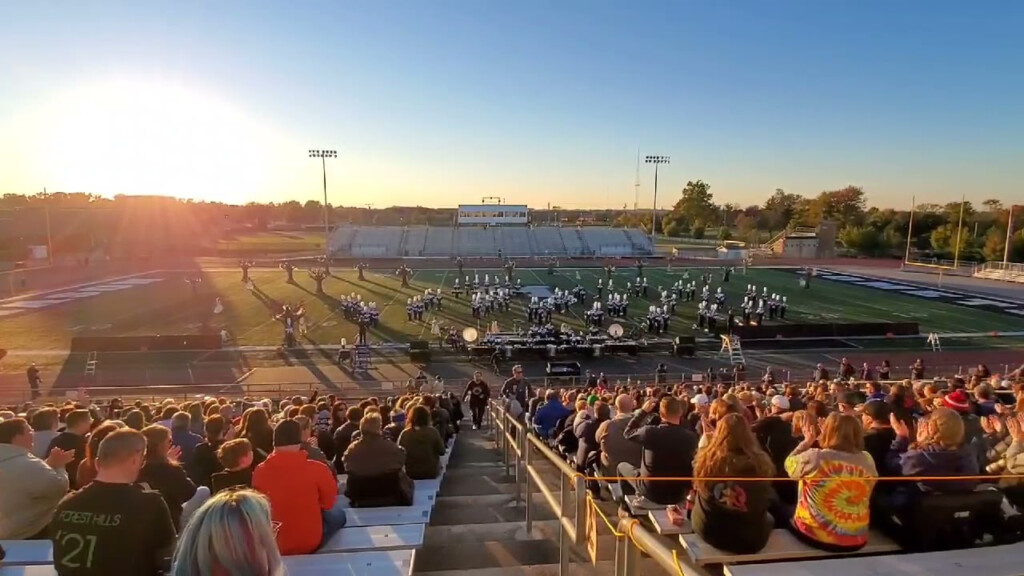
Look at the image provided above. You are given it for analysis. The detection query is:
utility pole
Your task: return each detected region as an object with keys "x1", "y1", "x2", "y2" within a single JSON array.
[
  {"x1": 43, "y1": 187, "x2": 54, "y2": 266},
  {"x1": 1006, "y1": 205, "x2": 1017, "y2": 264}
]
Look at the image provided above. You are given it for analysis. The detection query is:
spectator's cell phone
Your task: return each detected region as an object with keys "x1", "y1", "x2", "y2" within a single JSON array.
[{"x1": 666, "y1": 505, "x2": 686, "y2": 527}]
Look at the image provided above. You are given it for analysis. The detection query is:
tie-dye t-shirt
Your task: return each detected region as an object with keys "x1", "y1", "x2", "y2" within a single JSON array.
[{"x1": 784, "y1": 448, "x2": 877, "y2": 548}]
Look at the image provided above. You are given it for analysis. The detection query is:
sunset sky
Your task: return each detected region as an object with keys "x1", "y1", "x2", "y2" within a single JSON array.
[{"x1": 1, "y1": 1, "x2": 1022, "y2": 209}]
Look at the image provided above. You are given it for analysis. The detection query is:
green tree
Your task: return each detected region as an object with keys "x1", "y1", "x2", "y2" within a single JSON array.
[
  {"x1": 818, "y1": 186, "x2": 867, "y2": 228},
  {"x1": 717, "y1": 227, "x2": 733, "y2": 241},
  {"x1": 662, "y1": 220, "x2": 682, "y2": 238},
  {"x1": 839, "y1": 226, "x2": 891, "y2": 257},
  {"x1": 762, "y1": 189, "x2": 801, "y2": 231},
  {"x1": 670, "y1": 180, "x2": 717, "y2": 228},
  {"x1": 982, "y1": 227, "x2": 1007, "y2": 261},
  {"x1": 692, "y1": 225, "x2": 706, "y2": 240},
  {"x1": 930, "y1": 224, "x2": 975, "y2": 257},
  {"x1": 981, "y1": 199, "x2": 1003, "y2": 214}
]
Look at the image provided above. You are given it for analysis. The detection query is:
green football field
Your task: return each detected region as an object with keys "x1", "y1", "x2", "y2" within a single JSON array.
[{"x1": 2, "y1": 265, "x2": 1023, "y2": 352}]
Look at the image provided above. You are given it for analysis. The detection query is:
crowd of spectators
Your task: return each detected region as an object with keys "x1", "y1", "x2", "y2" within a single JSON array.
[
  {"x1": 506, "y1": 362, "x2": 1024, "y2": 554},
  {"x1": 0, "y1": 388, "x2": 466, "y2": 575}
]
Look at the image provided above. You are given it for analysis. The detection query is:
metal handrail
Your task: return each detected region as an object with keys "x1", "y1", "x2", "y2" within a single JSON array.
[
  {"x1": 489, "y1": 400, "x2": 586, "y2": 576},
  {"x1": 488, "y1": 399, "x2": 720, "y2": 576}
]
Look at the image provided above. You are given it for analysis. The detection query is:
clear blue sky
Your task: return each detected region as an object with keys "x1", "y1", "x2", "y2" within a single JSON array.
[{"x1": 1, "y1": 1, "x2": 1021, "y2": 209}]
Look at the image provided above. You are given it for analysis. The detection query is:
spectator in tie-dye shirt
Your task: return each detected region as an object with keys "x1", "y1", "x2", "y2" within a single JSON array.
[{"x1": 784, "y1": 412, "x2": 877, "y2": 552}]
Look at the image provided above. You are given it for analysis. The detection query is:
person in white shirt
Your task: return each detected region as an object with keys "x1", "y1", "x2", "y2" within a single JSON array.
[{"x1": 0, "y1": 417, "x2": 74, "y2": 539}]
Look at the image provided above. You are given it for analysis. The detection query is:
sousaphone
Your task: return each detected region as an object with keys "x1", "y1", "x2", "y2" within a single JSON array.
[
  {"x1": 462, "y1": 326, "x2": 480, "y2": 343},
  {"x1": 608, "y1": 323, "x2": 624, "y2": 338}
]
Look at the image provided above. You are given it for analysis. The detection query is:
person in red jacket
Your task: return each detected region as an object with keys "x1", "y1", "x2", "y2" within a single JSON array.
[{"x1": 252, "y1": 419, "x2": 344, "y2": 555}]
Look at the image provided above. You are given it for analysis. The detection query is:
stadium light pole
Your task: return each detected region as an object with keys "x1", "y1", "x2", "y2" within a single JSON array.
[
  {"x1": 308, "y1": 149, "x2": 337, "y2": 261},
  {"x1": 644, "y1": 155, "x2": 670, "y2": 243}
]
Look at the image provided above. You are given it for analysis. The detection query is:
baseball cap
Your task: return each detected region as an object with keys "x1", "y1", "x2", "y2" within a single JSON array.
[
  {"x1": 862, "y1": 399, "x2": 891, "y2": 421},
  {"x1": 770, "y1": 395, "x2": 790, "y2": 411},
  {"x1": 691, "y1": 393, "x2": 710, "y2": 407}
]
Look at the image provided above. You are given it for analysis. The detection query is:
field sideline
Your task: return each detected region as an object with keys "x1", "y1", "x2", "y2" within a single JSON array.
[{"x1": 1, "y1": 265, "x2": 1023, "y2": 353}]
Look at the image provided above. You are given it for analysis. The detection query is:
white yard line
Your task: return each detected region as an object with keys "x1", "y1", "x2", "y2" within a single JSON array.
[{"x1": 0, "y1": 270, "x2": 161, "y2": 305}]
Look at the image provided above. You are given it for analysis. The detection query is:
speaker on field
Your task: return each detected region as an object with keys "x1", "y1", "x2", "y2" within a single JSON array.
[
  {"x1": 673, "y1": 335, "x2": 696, "y2": 357},
  {"x1": 409, "y1": 340, "x2": 431, "y2": 363}
]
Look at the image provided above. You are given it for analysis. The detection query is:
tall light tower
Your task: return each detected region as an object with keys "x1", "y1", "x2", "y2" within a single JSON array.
[
  {"x1": 308, "y1": 149, "x2": 337, "y2": 261},
  {"x1": 644, "y1": 155, "x2": 670, "y2": 242}
]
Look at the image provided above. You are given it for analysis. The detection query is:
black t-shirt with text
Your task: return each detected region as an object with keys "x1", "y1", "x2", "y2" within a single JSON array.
[{"x1": 50, "y1": 481, "x2": 176, "y2": 576}]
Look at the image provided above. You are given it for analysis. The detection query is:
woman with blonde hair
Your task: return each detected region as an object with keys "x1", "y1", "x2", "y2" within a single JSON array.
[
  {"x1": 697, "y1": 399, "x2": 739, "y2": 449},
  {"x1": 692, "y1": 413, "x2": 776, "y2": 553},
  {"x1": 784, "y1": 412, "x2": 877, "y2": 552},
  {"x1": 171, "y1": 489, "x2": 284, "y2": 576}
]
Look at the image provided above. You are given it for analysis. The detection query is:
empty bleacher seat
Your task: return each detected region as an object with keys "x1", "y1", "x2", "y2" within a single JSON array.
[
  {"x1": 723, "y1": 541, "x2": 1024, "y2": 576},
  {"x1": 532, "y1": 227, "x2": 568, "y2": 256},
  {"x1": 680, "y1": 529, "x2": 900, "y2": 565},
  {"x1": 284, "y1": 550, "x2": 415, "y2": 576},
  {"x1": 318, "y1": 524, "x2": 425, "y2": 554},
  {"x1": 0, "y1": 567, "x2": 57, "y2": 576},
  {"x1": 0, "y1": 548, "x2": 416, "y2": 576},
  {"x1": 0, "y1": 541, "x2": 52, "y2": 566},
  {"x1": 342, "y1": 505, "x2": 432, "y2": 527}
]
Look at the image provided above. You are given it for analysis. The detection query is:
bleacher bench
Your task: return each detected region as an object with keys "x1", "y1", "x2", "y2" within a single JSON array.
[
  {"x1": 647, "y1": 509, "x2": 692, "y2": 535},
  {"x1": 723, "y1": 541, "x2": 1024, "y2": 576},
  {"x1": 0, "y1": 551, "x2": 415, "y2": 576},
  {"x1": 680, "y1": 529, "x2": 900, "y2": 565},
  {"x1": 318, "y1": 523, "x2": 425, "y2": 554},
  {"x1": 336, "y1": 476, "x2": 443, "y2": 496},
  {"x1": 0, "y1": 567, "x2": 55, "y2": 576},
  {"x1": 337, "y1": 491, "x2": 434, "y2": 508},
  {"x1": 341, "y1": 505, "x2": 432, "y2": 527},
  {"x1": 285, "y1": 550, "x2": 415, "y2": 576},
  {"x1": 0, "y1": 540, "x2": 52, "y2": 566}
]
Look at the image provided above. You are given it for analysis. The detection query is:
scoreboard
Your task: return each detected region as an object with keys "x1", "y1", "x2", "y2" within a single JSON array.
[{"x1": 457, "y1": 204, "x2": 528, "y2": 225}]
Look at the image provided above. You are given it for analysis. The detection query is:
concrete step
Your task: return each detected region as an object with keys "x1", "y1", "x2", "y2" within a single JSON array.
[
  {"x1": 413, "y1": 535, "x2": 618, "y2": 572},
  {"x1": 417, "y1": 427, "x2": 611, "y2": 575},
  {"x1": 424, "y1": 520, "x2": 560, "y2": 546},
  {"x1": 429, "y1": 500, "x2": 558, "y2": 526},
  {"x1": 414, "y1": 560, "x2": 619, "y2": 576}
]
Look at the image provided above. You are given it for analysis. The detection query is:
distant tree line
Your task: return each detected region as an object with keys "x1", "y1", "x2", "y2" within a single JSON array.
[{"x1": 0, "y1": 190, "x2": 1020, "y2": 262}]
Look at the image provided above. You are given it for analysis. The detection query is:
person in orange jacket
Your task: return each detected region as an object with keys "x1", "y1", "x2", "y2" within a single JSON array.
[{"x1": 252, "y1": 419, "x2": 344, "y2": 555}]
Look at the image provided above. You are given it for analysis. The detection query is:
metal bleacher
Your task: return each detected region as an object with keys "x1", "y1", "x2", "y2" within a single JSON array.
[
  {"x1": 350, "y1": 227, "x2": 403, "y2": 258},
  {"x1": 0, "y1": 442, "x2": 454, "y2": 576},
  {"x1": 973, "y1": 261, "x2": 1024, "y2": 284},
  {"x1": 581, "y1": 228, "x2": 634, "y2": 256},
  {"x1": 558, "y1": 227, "x2": 586, "y2": 256},
  {"x1": 422, "y1": 227, "x2": 454, "y2": 257},
  {"x1": 532, "y1": 226, "x2": 568, "y2": 256},
  {"x1": 498, "y1": 227, "x2": 532, "y2": 256},
  {"x1": 402, "y1": 227, "x2": 427, "y2": 257},
  {"x1": 328, "y1": 225, "x2": 654, "y2": 259}
]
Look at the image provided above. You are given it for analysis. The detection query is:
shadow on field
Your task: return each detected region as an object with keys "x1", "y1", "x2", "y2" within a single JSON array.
[{"x1": 276, "y1": 346, "x2": 340, "y2": 391}]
